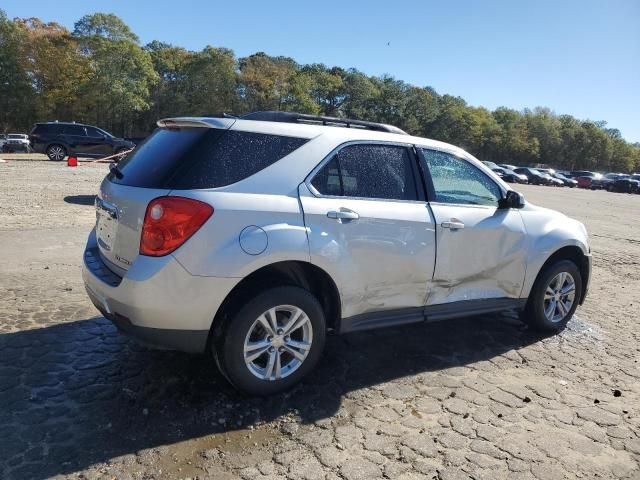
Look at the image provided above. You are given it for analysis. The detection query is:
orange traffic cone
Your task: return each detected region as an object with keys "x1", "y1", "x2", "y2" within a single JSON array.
[{"x1": 67, "y1": 156, "x2": 78, "y2": 167}]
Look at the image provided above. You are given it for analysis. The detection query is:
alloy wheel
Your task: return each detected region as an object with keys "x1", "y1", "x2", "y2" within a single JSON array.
[
  {"x1": 243, "y1": 305, "x2": 313, "y2": 381},
  {"x1": 543, "y1": 272, "x2": 576, "y2": 323},
  {"x1": 48, "y1": 146, "x2": 65, "y2": 161}
]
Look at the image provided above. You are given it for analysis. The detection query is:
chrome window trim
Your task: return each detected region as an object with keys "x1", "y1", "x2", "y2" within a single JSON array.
[
  {"x1": 304, "y1": 140, "x2": 426, "y2": 204},
  {"x1": 428, "y1": 201, "x2": 497, "y2": 210}
]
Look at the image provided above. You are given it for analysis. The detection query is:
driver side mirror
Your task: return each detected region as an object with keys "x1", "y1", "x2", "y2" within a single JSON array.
[{"x1": 499, "y1": 190, "x2": 525, "y2": 209}]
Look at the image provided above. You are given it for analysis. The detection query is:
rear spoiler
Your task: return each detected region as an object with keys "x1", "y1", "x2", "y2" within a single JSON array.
[{"x1": 157, "y1": 117, "x2": 236, "y2": 129}]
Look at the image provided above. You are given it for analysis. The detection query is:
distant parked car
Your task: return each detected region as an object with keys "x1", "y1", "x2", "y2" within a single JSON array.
[
  {"x1": 491, "y1": 167, "x2": 528, "y2": 184},
  {"x1": 569, "y1": 171, "x2": 605, "y2": 190},
  {"x1": 3, "y1": 134, "x2": 31, "y2": 152},
  {"x1": 575, "y1": 176, "x2": 594, "y2": 189},
  {"x1": 598, "y1": 173, "x2": 629, "y2": 191},
  {"x1": 569, "y1": 171, "x2": 602, "y2": 180},
  {"x1": 499, "y1": 163, "x2": 518, "y2": 171},
  {"x1": 607, "y1": 176, "x2": 639, "y2": 193},
  {"x1": 551, "y1": 172, "x2": 578, "y2": 188},
  {"x1": 534, "y1": 169, "x2": 564, "y2": 187},
  {"x1": 481, "y1": 160, "x2": 501, "y2": 170},
  {"x1": 30, "y1": 122, "x2": 135, "y2": 161},
  {"x1": 514, "y1": 167, "x2": 549, "y2": 185}
]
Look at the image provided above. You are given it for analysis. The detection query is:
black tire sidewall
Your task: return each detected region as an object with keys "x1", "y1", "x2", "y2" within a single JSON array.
[
  {"x1": 219, "y1": 286, "x2": 326, "y2": 396},
  {"x1": 526, "y1": 259, "x2": 582, "y2": 331}
]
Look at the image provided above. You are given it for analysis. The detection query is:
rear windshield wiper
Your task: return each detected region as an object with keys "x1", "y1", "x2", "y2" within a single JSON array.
[{"x1": 109, "y1": 163, "x2": 124, "y2": 179}]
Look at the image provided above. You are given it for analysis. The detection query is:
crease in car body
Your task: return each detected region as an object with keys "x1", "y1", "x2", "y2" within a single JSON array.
[
  {"x1": 428, "y1": 255, "x2": 526, "y2": 304},
  {"x1": 82, "y1": 111, "x2": 591, "y2": 395}
]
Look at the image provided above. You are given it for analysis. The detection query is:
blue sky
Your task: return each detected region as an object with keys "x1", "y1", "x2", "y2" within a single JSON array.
[{"x1": 4, "y1": 0, "x2": 639, "y2": 142}]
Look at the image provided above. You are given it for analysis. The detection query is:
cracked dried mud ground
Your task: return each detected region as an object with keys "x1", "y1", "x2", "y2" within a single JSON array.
[{"x1": 0, "y1": 159, "x2": 638, "y2": 480}]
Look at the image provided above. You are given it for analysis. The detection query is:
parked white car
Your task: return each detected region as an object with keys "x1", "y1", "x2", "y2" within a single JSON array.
[{"x1": 83, "y1": 111, "x2": 591, "y2": 395}]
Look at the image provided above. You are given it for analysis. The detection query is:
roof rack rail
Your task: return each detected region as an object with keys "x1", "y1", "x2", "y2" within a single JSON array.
[{"x1": 241, "y1": 111, "x2": 408, "y2": 135}]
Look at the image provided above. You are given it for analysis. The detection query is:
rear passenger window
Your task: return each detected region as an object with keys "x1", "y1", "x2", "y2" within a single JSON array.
[
  {"x1": 311, "y1": 144, "x2": 418, "y2": 201},
  {"x1": 64, "y1": 125, "x2": 86, "y2": 136},
  {"x1": 34, "y1": 124, "x2": 64, "y2": 134},
  {"x1": 111, "y1": 128, "x2": 309, "y2": 189},
  {"x1": 311, "y1": 157, "x2": 342, "y2": 196}
]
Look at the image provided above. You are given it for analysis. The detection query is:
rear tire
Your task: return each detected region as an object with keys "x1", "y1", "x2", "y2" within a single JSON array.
[
  {"x1": 46, "y1": 144, "x2": 66, "y2": 161},
  {"x1": 215, "y1": 286, "x2": 326, "y2": 396},
  {"x1": 522, "y1": 260, "x2": 582, "y2": 332}
]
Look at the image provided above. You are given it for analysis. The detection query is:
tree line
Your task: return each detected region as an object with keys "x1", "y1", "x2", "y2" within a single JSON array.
[{"x1": 1, "y1": 10, "x2": 638, "y2": 172}]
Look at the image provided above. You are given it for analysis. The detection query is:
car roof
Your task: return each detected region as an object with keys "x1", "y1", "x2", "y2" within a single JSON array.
[
  {"x1": 159, "y1": 116, "x2": 471, "y2": 157},
  {"x1": 37, "y1": 121, "x2": 91, "y2": 127}
]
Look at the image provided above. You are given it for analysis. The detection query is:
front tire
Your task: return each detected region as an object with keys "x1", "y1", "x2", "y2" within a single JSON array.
[
  {"x1": 522, "y1": 260, "x2": 582, "y2": 332},
  {"x1": 46, "y1": 144, "x2": 66, "y2": 161},
  {"x1": 215, "y1": 286, "x2": 326, "y2": 396}
]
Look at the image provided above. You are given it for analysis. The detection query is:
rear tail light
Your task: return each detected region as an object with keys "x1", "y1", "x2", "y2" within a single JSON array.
[{"x1": 140, "y1": 196, "x2": 213, "y2": 256}]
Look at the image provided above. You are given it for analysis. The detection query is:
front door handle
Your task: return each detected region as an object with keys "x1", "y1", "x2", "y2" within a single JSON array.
[
  {"x1": 327, "y1": 209, "x2": 359, "y2": 220},
  {"x1": 441, "y1": 220, "x2": 465, "y2": 230}
]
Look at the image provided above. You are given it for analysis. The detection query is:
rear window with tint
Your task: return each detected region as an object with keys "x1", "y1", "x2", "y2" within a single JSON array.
[
  {"x1": 109, "y1": 128, "x2": 309, "y2": 189},
  {"x1": 64, "y1": 125, "x2": 86, "y2": 135},
  {"x1": 33, "y1": 124, "x2": 65, "y2": 134}
]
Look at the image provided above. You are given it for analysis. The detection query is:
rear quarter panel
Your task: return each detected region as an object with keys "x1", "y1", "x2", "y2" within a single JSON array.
[{"x1": 170, "y1": 191, "x2": 310, "y2": 278}]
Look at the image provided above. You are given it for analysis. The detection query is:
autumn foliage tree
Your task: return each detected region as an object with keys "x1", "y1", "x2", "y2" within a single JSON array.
[{"x1": 0, "y1": 9, "x2": 638, "y2": 171}]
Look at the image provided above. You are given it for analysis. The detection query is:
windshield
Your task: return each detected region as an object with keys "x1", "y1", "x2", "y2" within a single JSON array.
[{"x1": 8, "y1": 134, "x2": 26, "y2": 139}]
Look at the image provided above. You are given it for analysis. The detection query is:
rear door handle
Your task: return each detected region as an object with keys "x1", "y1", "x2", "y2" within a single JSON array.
[
  {"x1": 441, "y1": 220, "x2": 465, "y2": 230},
  {"x1": 327, "y1": 209, "x2": 359, "y2": 220}
]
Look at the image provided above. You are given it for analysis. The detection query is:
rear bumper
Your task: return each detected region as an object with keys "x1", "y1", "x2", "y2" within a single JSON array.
[
  {"x1": 91, "y1": 306, "x2": 210, "y2": 353},
  {"x1": 82, "y1": 229, "x2": 240, "y2": 353}
]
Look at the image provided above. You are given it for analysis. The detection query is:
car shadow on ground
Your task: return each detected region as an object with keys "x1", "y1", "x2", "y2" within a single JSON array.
[
  {"x1": 0, "y1": 312, "x2": 548, "y2": 479},
  {"x1": 63, "y1": 194, "x2": 96, "y2": 206}
]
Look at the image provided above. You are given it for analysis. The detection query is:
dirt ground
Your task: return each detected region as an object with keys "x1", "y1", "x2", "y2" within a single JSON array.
[{"x1": 0, "y1": 158, "x2": 638, "y2": 480}]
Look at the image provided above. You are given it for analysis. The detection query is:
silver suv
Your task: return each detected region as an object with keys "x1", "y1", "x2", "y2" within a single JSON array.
[{"x1": 82, "y1": 112, "x2": 591, "y2": 395}]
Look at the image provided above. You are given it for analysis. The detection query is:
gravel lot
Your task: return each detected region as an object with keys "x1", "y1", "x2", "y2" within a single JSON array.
[{"x1": 0, "y1": 158, "x2": 638, "y2": 480}]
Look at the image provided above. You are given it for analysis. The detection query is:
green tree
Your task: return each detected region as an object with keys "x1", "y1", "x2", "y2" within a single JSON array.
[
  {"x1": 401, "y1": 86, "x2": 440, "y2": 137},
  {"x1": 183, "y1": 46, "x2": 237, "y2": 115},
  {"x1": 73, "y1": 13, "x2": 157, "y2": 135},
  {"x1": 17, "y1": 18, "x2": 91, "y2": 123},
  {"x1": 296, "y1": 64, "x2": 345, "y2": 116},
  {"x1": 238, "y1": 53, "x2": 297, "y2": 112},
  {"x1": 0, "y1": 10, "x2": 34, "y2": 131},
  {"x1": 143, "y1": 40, "x2": 191, "y2": 125},
  {"x1": 341, "y1": 69, "x2": 379, "y2": 120},
  {"x1": 72, "y1": 12, "x2": 138, "y2": 42}
]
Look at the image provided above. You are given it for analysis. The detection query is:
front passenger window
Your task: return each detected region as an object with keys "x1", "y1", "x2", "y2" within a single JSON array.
[
  {"x1": 421, "y1": 149, "x2": 501, "y2": 207},
  {"x1": 85, "y1": 127, "x2": 103, "y2": 137}
]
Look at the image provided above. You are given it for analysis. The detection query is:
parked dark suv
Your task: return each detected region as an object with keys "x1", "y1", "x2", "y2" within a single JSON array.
[{"x1": 30, "y1": 122, "x2": 135, "y2": 161}]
